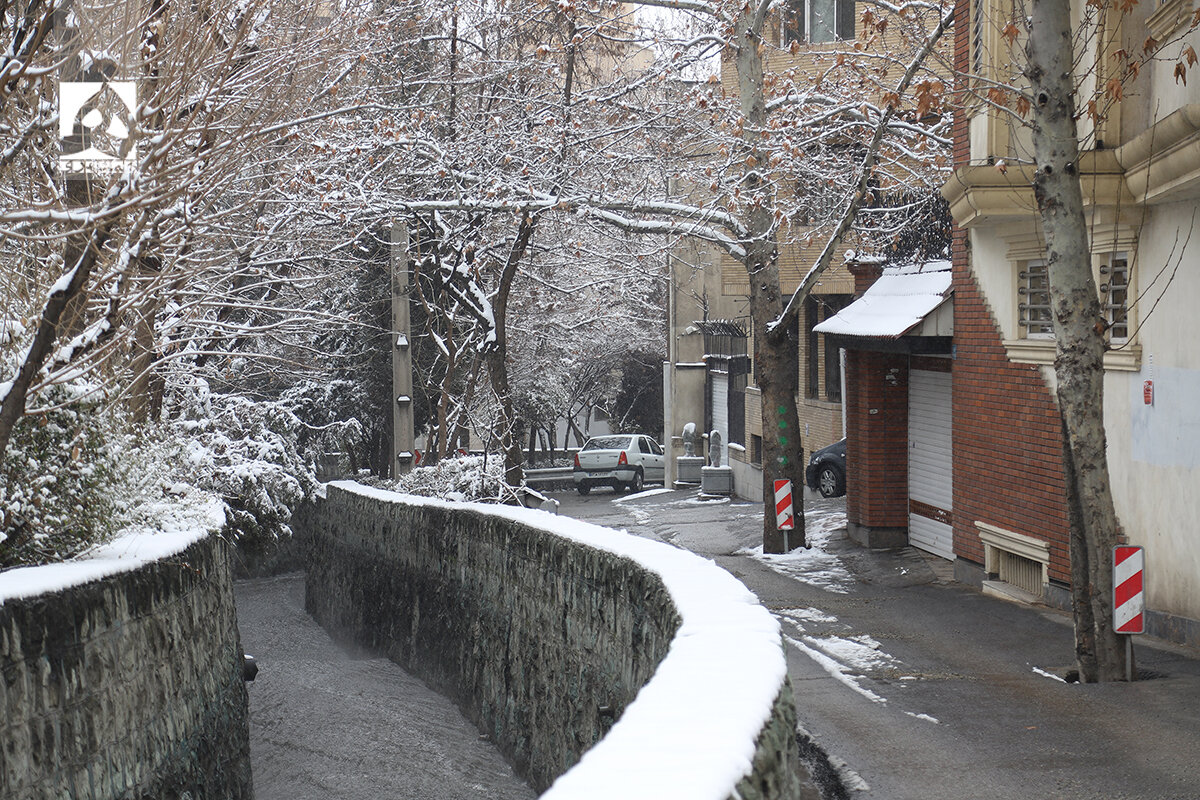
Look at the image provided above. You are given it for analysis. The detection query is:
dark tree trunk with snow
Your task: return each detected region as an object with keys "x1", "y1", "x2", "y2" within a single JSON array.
[
  {"x1": 485, "y1": 214, "x2": 537, "y2": 495},
  {"x1": 0, "y1": 225, "x2": 113, "y2": 459},
  {"x1": 1025, "y1": 0, "x2": 1128, "y2": 681},
  {"x1": 733, "y1": 4, "x2": 806, "y2": 552}
]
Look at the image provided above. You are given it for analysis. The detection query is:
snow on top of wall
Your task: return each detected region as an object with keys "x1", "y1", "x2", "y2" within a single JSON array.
[
  {"x1": 814, "y1": 260, "x2": 952, "y2": 339},
  {"x1": 0, "y1": 493, "x2": 226, "y2": 607},
  {"x1": 331, "y1": 481, "x2": 787, "y2": 800}
]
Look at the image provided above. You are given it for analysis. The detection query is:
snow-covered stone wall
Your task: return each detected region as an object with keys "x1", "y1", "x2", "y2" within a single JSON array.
[
  {"x1": 305, "y1": 482, "x2": 802, "y2": 800},
  {"x1": 0, "y1": 528, "x2": 252, "y2": 799}
]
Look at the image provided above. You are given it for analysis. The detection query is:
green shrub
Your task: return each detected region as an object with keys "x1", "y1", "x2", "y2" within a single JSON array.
[{"x1": 0, "y1": 386, "x2": 126, "y2": 568}]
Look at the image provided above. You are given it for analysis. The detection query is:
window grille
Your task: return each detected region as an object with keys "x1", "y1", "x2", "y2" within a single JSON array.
[
  {"x1": 1018, "y1": 260, "x2": 1053, "y2": 337},
  {"x1": 1100, "y1": 252, "x2": 1129, "y2": 341},
  {"x1": 972, "y1": 0, "x2": 985, "y2": 77}
]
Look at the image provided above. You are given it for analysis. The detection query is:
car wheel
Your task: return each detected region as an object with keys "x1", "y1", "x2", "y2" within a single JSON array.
[
  {"x1": 817, "y1": 464, "x2": 845, "y2": 498},
  {"x1": 577, "y1": 483, "x2": 591, "y2": 496},
  {"x1": 628, "y1": 469, "x2": 644, "y2": 493}
]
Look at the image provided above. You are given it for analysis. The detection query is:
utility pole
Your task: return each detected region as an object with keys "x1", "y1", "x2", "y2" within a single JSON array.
[{"x1": 392, "y1": 222, "x2": 415, "y2": 476}]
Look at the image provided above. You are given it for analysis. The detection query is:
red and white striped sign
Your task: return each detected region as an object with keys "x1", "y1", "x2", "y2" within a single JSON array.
[
  {"x1": 1113, "y1": 545, "x2": 1145, "y2": 635},
  {"x1": 774, "y1": 479, "x2": 794, "y2": 530}
]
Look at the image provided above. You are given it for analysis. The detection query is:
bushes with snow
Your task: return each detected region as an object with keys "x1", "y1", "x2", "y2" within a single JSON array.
[
  {"x1": 164, "y1": 377, "x2": 321, "y2": 547},
  {"x1": 378, "y1": 454, "x2": 515, "y2": 503},
  {"x1": 0, "y1": 385, "x2": 126, "y2": 568}
]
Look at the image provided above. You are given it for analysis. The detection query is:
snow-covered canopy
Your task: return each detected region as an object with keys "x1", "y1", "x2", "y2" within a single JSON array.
[{"x1": 814, "y1": 260, "x2": 952, "y2": 339}]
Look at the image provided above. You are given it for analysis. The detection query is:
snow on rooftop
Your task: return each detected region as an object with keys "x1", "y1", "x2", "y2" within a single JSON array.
[
  {"x1": 814, "y1": 260, "x2": 952, "y2": 339},
  {"x1": 0, "y1": 493, "x2": 226, "y2": 606},
  {"x1": 330, "y1": 481, "x2": 787, "y2": 800}
]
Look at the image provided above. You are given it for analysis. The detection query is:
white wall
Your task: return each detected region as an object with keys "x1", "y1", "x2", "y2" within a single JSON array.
[{"x1": 1104, "y1": 202, "x2": 1200, "y2": 621}]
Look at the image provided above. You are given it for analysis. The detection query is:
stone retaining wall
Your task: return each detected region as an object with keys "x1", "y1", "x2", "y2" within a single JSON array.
[
  {"x1": 305, "y1": 482, "x2": 801, "y2": 799},
  {"x1": 0, "y1": 532, "x2": 252, "y2": 800}
]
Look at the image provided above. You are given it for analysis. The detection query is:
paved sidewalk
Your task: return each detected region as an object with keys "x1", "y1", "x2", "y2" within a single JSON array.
[{"x1": 554, "y1": 486, "x2": 1200, "y2": 800}]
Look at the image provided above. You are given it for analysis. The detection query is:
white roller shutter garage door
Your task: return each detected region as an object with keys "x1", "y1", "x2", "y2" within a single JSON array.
[
  {"x1": 710, "y1": 371, "x2": 729, "y2": 465},
  {"x1": 908, "y1": 368, "x2": 954, "y2": 560}
]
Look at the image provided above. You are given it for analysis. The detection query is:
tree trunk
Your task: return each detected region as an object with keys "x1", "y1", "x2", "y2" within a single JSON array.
[
  {"x1": 1026, "y1": 0, "x2": 1127, "y2": 680},
  {"x1": 485, "y1": 214, "x2": 536, "y2": 493},
  {"x1": 732, "y1": 1, "x2": 805, "y2": 551},
  {"x1": 0, "y1": 224, "x2": 113, "y2": 458}
]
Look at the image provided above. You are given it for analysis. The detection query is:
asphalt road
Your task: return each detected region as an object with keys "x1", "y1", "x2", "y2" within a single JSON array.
[
  {"x1": 235, "y1": 573, "x2": 535, "y2": 800},
  {"x1": 552, "y1": 484, "x2": 1200, "y2": 800}
]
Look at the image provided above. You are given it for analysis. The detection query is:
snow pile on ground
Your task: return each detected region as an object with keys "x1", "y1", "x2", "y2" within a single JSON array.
[
  {"x1": 333, "y1": 481, "x2": 789, "y2": 800},
  {"x1": 775, "y1": 607, "x2": 940, "y2": 724},
  {"x1": 612, "y1": 488, "x2": 674, "y2": 504},
  {"x1": 737, "y1": 504, "x2": 854, "y2": 593},
  {"x1": 0, "y1": 489, "x2": 226, "y2": 606}
]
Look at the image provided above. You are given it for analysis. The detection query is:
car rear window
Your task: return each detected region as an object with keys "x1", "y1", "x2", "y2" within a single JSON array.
[{"x1": 582, "y1": 436, "x2": 633, "y2": 451}]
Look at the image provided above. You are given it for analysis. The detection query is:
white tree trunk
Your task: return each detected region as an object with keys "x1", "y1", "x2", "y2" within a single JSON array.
[{"x1": 1025, "y1": 0, "x2": 1129, "y2": 681}]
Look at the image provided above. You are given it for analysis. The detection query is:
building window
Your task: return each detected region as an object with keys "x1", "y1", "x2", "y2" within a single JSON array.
[
  {"x1": 825, "y1": 331, "x2": 843, "y2": 401},
  {"x1": 750, "y1": 434, "x2": 763, "y2": 466},
  {"x1": 1018, "y1": 254, "x2": 1131, "y2": 342},
  {"x1": 805, "y1": 297, "x2": 820, "y2": 399},
  {"x1": 971, "y1": 0, "x2": 984, "y2": 77},
  {"x1": 1018, "y1": 260, "x2": 1053, "y2": 338},
  {"x1": 806, "y1": 295, "x2": 850, "y2": 400},
  {"x1": 782, "y1": 0, "x2": 855, "y2": 46},
  {"x1": 1099, "y1": 252, "x2": 1129, "y2": 342}
]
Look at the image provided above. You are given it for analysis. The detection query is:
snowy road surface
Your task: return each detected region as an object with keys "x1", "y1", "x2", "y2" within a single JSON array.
[
  {"x1": 235, "y1": 573, "x2": 534, "y2": 800},
  {"x1": 555, "y1": 486, "x2": 1200, "y2": 800}
]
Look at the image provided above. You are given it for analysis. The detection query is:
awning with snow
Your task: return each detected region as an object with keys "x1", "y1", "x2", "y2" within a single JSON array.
[{"x1": 814, "y1": 261, "x2": 953, "y2": 340}]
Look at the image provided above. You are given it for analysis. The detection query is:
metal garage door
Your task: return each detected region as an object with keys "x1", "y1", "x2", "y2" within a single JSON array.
[
  {"x1": 710, "y1": 371, "x2": 729, "y2": 464},
  {"x1": 909, "y1": 368, "x2": 954, "y2": 560}
]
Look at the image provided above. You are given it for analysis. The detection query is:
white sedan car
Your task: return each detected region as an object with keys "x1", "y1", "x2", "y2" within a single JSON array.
[{"x1": 572, "y1": 434, "x2": 666, "y2": 494}]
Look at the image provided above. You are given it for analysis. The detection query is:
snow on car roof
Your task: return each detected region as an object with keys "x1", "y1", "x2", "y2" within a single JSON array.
[{"x1": 583, "y1": 435, "x2": 637, "y2": 449}]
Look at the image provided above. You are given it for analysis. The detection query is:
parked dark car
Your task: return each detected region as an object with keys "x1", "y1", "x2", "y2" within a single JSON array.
[{"x1": 805, "y1": 438, "x2": 846, "y2": 498}]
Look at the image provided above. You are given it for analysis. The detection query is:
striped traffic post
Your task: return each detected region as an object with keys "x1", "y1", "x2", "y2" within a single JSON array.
[
  {"x1": 1114, "y1": 545, "x2": 1145, "y2": 681},
  {"x1": 774, "y1": 480, "x2": 794, "y2": 530},
  {"x1": 774, "y1": 480, "x2": 793, "y2": 552}
]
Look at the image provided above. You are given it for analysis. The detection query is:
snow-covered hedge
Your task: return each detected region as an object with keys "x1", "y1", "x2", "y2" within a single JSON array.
[
  {"x1": 0, "y1": 373, "x2": 326, "y2": 569},
  {"x1": 381, "y1": 454, "x2": 509, "y2": 501},
  {"x1": 0, "y1": 385, "x2": 129, "y2": 568},
  {"x1": 164, "y1": 377, "x2": 322, "y2": 545},
  {"x1": 307, "y1": 482, "x2": 801, "y2": 799}
]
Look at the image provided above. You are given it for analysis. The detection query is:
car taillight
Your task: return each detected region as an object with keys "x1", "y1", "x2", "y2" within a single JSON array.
[
  {"x1": 574, "y1": 452, "x2": 580, "y2": 468},
  {"x1": 618, "y1": 451, "x2": 627, "y2": 466}
]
